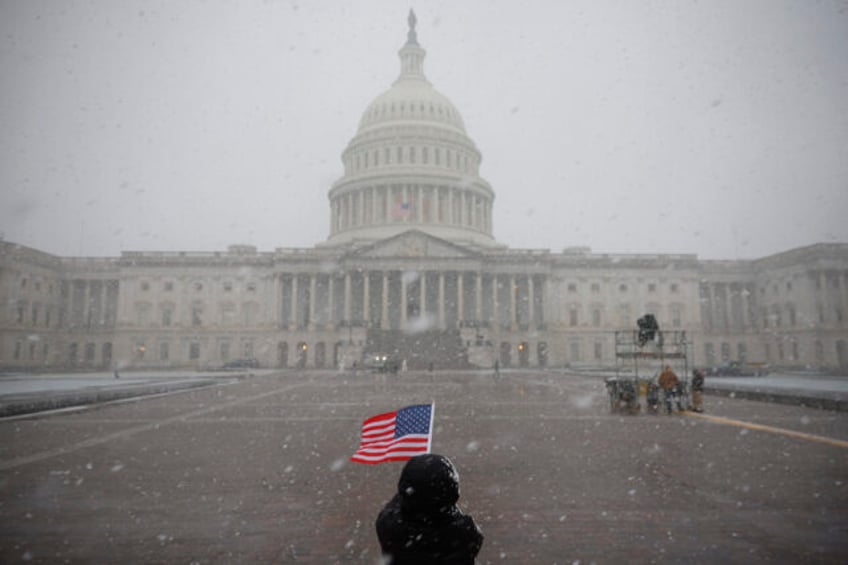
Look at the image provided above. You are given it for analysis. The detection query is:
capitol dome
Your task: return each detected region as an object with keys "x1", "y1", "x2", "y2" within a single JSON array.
[{"x1": 324, "y1": 10, "x2": 498, "y2": 249}]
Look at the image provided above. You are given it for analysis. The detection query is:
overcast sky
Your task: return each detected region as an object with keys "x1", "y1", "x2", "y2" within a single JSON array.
[{"x1": 2, "y1": 0, "x2": 847, "y2": 260}]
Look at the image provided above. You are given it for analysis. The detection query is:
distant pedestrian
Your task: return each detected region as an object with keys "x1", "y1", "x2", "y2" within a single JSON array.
[
  {"x1": 114, "y1": 369, "x2": 120, "y2": 379},
  {"x1": 646, "y1": 381, "x2": 660, "y2": 414},
  {"x1": 658, "y1": 365, "x2": 682, "y2": 414},
  {"x1": 691, "y1": 369, "x2": 705, "y2": 413},
  {"x1": 376, "y1": 453, "x2": 483, "y2": 564}
]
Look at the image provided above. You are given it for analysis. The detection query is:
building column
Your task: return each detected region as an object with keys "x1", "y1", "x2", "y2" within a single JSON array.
[
  {"x1": 363, "y1": 271, "x2": 370, "y2": 326},
  {"x1": 707, "y1": 283, "x2": 716, "y2": 331},
  {"x1": 401, "y1": 274, "x2": 408, "y2": 328},
  {"x1": 475, "y1": 273, "x2": 483, "y2": 322},
  {"x1": 420, "y1": 271, "x2": 427, "y2": 319},
  {"x1": 344, "y1": 272, "x2": 351, "y2": 323},
  {"x1": 308, "y1": 275, "x2": 316, "y2": 329},
  {"x1": 528, "y1": 275, "x2": 535, "y2": 328},
  {"x1": 328, "y1": 275, "x2": 335, "y2": 327},
  {"x1": 438, "y1": 272, "x2": 446, "y2": 329},
  {"x1": 457, "y1": 273, "x2": 464, "y2": 326},
  {"x1": 381, "y1": 272, "x2": 390, "y2": 329},
  {"x1": 492, "y1": 275, "x2": 500, "y2": 329},
  {"x1": 289, "y1": 275, "x2": 298, "y2": 331},
  {"x1": 510, "y1": 275, "x2": 518, "y2": 331},
  {"x1": 82, "y1": 281, "x2": 91, "y2": 327},
  {"x1": 460, "y1": 191, "x2": 466, "y2": 226},
  {"x1": 434, "y1": 187, "x2": 441, "y2": 223}
]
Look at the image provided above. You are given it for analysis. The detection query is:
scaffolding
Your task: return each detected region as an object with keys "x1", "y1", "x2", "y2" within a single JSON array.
[
  {"x1": 606, "y1": 330, "x2": 693, "y2": 414},
  {"x1": 614, "y1": 330, "x2": 691, "y2": 379}
]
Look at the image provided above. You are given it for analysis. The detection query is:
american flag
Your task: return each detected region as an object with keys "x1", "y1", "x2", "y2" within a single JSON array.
[
  {"x1": 392, "y1": 201, "x2": 411, "y2": 219},
  {"x1": 350, "y1": 404, "x2": 434, "y2": 464}
]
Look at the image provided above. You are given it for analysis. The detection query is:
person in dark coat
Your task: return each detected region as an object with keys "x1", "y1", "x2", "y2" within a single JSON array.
[
  {"x1": 691, "y1": 368, "x2": 705, "y2": 412},
  {"x1": 376, "y1": 453, "x2": 483, "y2": 564}
]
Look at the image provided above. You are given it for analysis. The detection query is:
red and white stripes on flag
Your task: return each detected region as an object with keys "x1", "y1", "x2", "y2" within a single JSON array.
[
  {"x1": 350, "y1": 404, "x2": 434, "y2": 464},
  {"x1": 391, "y1": 201, "x2": 411, "y2": 219}
]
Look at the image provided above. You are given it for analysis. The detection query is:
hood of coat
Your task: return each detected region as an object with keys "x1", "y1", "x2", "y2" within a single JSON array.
[{"x1": 397, "y1": 454, "x2": 460, "y2": 515}]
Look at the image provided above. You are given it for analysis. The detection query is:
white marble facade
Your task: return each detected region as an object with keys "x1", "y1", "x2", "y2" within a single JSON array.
[{"x1": 2, "y1": 14, "x2": 847, "y2": 372}]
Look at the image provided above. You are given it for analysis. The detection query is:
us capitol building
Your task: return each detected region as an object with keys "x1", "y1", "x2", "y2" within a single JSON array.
[{"x1": 2, "y1": 13, "x2": 848, "y2": 373}]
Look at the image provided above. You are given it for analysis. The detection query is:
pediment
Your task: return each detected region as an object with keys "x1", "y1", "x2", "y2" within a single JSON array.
[{"x1": 350, "y1": 230, "x2": 478, "y2": 259}]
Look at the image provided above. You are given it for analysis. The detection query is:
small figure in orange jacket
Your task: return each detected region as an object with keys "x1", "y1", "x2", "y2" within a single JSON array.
[{"x1": 658, "y1": 365, "x2": 682, "y2": 414}]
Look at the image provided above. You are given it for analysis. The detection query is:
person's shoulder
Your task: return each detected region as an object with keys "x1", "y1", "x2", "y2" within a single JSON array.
[{"x1": 449, "y1": 512, "x2": 484, "y2": 547}]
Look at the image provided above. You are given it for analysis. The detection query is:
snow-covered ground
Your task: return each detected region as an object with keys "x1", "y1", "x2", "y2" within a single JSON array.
[
  {"x1": 1, "y1": 369, "x2": 845, "y2": 399},
  {"x1": 707, "y1": 372, "x2": 848, "y2": 398},
  {"x1": 0, "y1": 370, "x2": 263, "y2": 397}
]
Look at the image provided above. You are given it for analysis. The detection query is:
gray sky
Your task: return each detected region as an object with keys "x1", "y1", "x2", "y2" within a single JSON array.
[{"x1": 2, "y1": 0, "x2": 847, "y2": 259}]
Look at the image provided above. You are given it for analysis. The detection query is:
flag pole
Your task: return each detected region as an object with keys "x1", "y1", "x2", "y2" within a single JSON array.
[{"x1": 427, "y1": 402, "x2": 435, "y2": 453}]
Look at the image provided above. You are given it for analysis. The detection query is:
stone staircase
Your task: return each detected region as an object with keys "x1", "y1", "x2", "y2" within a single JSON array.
[{"x1": 364, "y1": 329, "x2": 470, "y2": 370}]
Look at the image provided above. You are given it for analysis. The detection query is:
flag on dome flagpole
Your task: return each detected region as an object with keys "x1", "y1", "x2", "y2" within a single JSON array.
[
  {"x1": 392, "y1": 201, "x2": 412, "y2": 219},
  {"x1": 351, "y1": 404, "x2": 434, "y2": 465}
]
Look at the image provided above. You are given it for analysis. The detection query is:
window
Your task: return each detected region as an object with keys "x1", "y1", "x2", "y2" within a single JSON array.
[
  {"x1": 670, "y1": 283, "x2": 679, "y2": 293},
  {"x1": 567, "y1": 283, "x2": 577, "y2": 293},
  {"x1": 592, "y1": 307, "x2": 601, "y2": 327},
  {"x1": 569, "y1": 306, "x2": 578, "y2": 327},
  {"x1": 221, "y1": 303, "x2": 236, "y2": 325},
  {"x1": 162, "y1": 308, "x2": 172, "y2": 327},
  {"x1": 192, "y1": 304, "x2": 203, "y2": 327},
  {"x1": 223, "y1": 281, "x2": 233, "y2": 292},
  {"x1": 189, "y1": 342, "x2": 201, "y2": 360},
  {"x1": 141, "y1": 281, "x2": 150, "y2": 291},
  {"x1": 671, "y1": 304, "x2": 682, "y2": 328},
  {"x1": 135, "y1": 302, "x2": 152, "y2": 326},
  {"x1": 569, "y1": 340, "x2": 581, "y2": 362},
  {"x1": 618, "y1": 304, "x2": 631, "y2": 326},
  {"x1": 246, "y1": 282, "x2": 257, "y2": 293},
  {"x1": 193, "y1": 281, "x2": 203, "y2": 292},
  {"x1": 594, "y1": 341, "x2": 603, "y2": 361},
  {"x1": 619, "y1": 284, "x2": 628, "y2": 293},
  {"x1": 163, "y1": 281, "x2": 173, "y2": 291},
  {"x1": 648, "y1": 283, "x2": 656, "y2": 293},
  {"x1": 705, "y1": 342, "x2": 716, "y2": 365},
  {"x1": 159, "y1": 342, "x2": 169, "y2": 361},
  {"x1": 590, "y1": 283, "x2": 600, "y2": 293}
]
